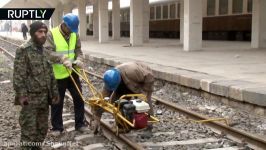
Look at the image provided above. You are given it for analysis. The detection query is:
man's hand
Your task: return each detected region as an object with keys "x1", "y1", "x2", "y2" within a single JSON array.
[
  {"x1": 73, "y1": 59, "x2": 84, "y2": 68},
  {"x1": 61, "y1": 56, "x2": 72, "y2": 69},
  {"x1": 18, "y1": 96, "x2": 29, "y2": 106},
  {"x1": 63, "y1": 59, "x2": 72, "y2": 68}
]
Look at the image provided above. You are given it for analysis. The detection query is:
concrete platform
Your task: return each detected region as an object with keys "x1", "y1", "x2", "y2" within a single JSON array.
[
  {"x1": 1, "y1": 31, "x2": 266, "y2": 109},
  {"x1": 82, "y1": 37, "x2": 266, "y2": 109}
]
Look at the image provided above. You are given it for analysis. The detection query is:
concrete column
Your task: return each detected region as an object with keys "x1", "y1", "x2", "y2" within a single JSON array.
[
  {"x1": 143, "y1": 0, "x2": 149, "y2": 43},
  {"x1": 98, "y1": 0, "x2": 109, "y2": 43},
  {"x1": 52, "y1": 7, "x2": 63, "y2": 27},
  {"x1": 63, "y1": 5, "x2": 72, "y2": 15},
  {"x1": 251, "y1": 0, "x2": 266, "y2": 48},
  {"x1": 78, "y1": 0, "x2": 87, "y2": 40},
  {"x1": 112, "y1": 0, "x2": 120, "y2": 40},
  {"x1": 130, "y1": 0, "x2": 144, "y2": 46},
  {"x1": 93, "y1": 0, "x2": 99, "y2": 38},
  {"x1": 180, "y1": 0, "x2": 184, "y2": 44},
  {"x1": 183, "y1": 0, "x2": 202, "y2": 51}
]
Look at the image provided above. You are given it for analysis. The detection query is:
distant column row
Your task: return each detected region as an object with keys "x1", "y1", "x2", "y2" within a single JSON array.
[{"x1": 49, "y1": 0, "x2": 266, "y2": 51}]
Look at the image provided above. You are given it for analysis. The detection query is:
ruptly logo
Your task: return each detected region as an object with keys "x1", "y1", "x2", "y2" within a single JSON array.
[{"x1": 0, "y1": 8, "x2": 54, "y2": 20}]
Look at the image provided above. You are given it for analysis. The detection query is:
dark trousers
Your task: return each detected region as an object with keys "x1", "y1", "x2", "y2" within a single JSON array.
[
  {"x1": 22, "y1": 32, "x2": 27, "y2": 40},
  {"x1": 51, "y1": 73, "x2": 84, "y2": 131}
]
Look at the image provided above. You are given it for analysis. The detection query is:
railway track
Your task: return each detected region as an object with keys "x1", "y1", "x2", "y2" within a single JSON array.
[
  {"x1": 84, "y1": 70, "x2": 266, "y2": 150},
  {"x1": 1, "y1": 37, "x2": 266, "y2": 150},
  {"x1": 0, "y1": 37, "x2": 142, "y2": 149},
  {"x1": 0, "y1": 37, "x2": 19, "y2": 57}
]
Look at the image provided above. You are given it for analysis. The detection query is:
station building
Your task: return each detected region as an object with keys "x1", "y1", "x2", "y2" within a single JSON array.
[{"x1": 3, "y1": 0, "x2": 266, "y2": 51}]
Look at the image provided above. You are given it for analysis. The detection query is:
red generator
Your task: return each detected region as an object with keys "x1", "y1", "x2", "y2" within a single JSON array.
[{"x1": 121, "y1": 99, "x2": 150, "y2": 129}]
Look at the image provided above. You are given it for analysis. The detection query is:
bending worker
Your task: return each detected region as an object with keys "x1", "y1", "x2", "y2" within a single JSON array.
[
  {"x1": 94, "y1": 62, "x2": 155, "y2": 133},
  {"x1": 13, "y1": 21, "x2": 59, "y2": 150},
  {"x1": 44, "y1": 13, "x2": 86, "y2": 135}
]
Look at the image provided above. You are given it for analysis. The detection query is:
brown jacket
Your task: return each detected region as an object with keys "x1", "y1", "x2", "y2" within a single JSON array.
[
  {"x1": 117, "y1": 62, "x2": 154, "y2": 93},
  {"x1": 102, "y1": 62, "x2": 154, "y2": 99}
]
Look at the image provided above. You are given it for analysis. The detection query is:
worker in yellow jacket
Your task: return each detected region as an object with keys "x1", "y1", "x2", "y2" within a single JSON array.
[{"x1": 44, "y1": 13, "x2": 86, "y2": 136}]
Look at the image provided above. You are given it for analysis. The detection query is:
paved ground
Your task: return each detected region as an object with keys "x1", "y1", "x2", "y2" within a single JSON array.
[
  {"x1": 83, "y1": 37, "x2": 266, "y2": 84},
  {"x1": 2, "y1": 31, "x2": 266, "y2": 111}
]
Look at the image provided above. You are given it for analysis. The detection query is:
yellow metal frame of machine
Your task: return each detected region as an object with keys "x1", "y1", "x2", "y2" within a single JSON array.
[{"x1": 67, "y1": 67, "x2": 159, "y2": 132}]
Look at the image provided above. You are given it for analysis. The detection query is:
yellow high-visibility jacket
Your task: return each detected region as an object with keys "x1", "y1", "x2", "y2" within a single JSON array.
[{"x1": 51, "y1": 26, "x2": 77, "y2": 79}]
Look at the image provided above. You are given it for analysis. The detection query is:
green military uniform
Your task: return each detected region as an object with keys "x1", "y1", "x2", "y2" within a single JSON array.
[{"x1": 13, "y1": 39, "x2": 58, "y2": 150}]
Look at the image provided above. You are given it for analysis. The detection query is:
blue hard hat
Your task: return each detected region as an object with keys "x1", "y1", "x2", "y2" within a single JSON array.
[
  {"x1": 63, "y1": 13, "x2": 79, "y2": 33},
  {"x1": 103, "y1": 68, "x2": 121, "y2": 91}
]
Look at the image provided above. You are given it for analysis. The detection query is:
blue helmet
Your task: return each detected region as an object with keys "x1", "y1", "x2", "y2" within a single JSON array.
[
  {"x1": 63, "y1": 13, "x2": 79, "y2": 33},
  {"x1": 103, "y1": 68, "x2": 121, "y2": 91}
]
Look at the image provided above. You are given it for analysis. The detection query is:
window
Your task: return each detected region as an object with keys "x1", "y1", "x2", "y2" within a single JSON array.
[
  {"x1": 163, "y1": 5, "x2": 168, "y2": 19},
  {"x1": 150, "y1": 6, "x2": 155, "y2": 20},
  {"x1": 233, "y1": 0, "x2": 243, "y2": 14},
  {"x1": 207, "y1": 0, "x2": 216, "y2": 16},
  {"x1": 120, "y1": 11, "x2": 124, "y2": 22},
  {"x1": 247, "y1": 0, "x2": 252, "y2": 13},
  {"x1": 109, "y1": 12, "x2": 112, "y2": 23},
  {"x1": 120, "y1": 10, "x2": 129, "y2": 22},
  {"x1": 156, "y1": 5, "x2": 161, "y2": 20},
  {"x1": 170, "y1": 4, "x2": 176, "y2": 19},
  {"x1": 177, "y1": 3, "x2": 180, "y2": 18},
  {"x1": 87, "y1": 16, "x2": 89, "y2": 24},
  {"x1": 124, "y1": 11, "x2": 129, "y2": 22},
  {"x1": 219, "y1": 0, "x2": 228, "y2": 15}
]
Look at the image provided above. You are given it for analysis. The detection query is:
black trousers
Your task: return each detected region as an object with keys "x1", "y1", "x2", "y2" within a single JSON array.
[{"x1": 51, "y1": 73, "x2": 84, "y2": 131}]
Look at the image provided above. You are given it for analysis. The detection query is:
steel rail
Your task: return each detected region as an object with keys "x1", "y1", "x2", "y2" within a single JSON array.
[
  {"x1": 0, "y1": 46, "x2": 15, "y2": 60},
  {"x1": 0, "y1": 37, "x2": 20, "y2": 60},
  {"x1": 153, "y1": 96, "x2": 266, "y2": 150},
  {"x1": 84, "y1": 107, "x2": 144, "y2": 150},
  {"x1": 2, "y1": 37, "x2": 266, "y2": 150},
  {"x1": 65, "y1": 93, "x2": 144, "y2": 150},
  {"x1": 85, "y1": 70, "x2": 266, "y2": 150},
  {"x1": 0, "y1": 37, "x2": 20, "y2": 47},
  {"x1": 0, "y1": 40, "x2": 144, "y2": 150}
]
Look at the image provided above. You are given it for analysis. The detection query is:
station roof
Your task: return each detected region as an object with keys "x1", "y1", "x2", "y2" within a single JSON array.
[
  {"x1": 3, "y1": 0, "x2": 179, "y2": 9},
  {"x1": 2, "y1": 0, "x2": 91, "y2": 8}
]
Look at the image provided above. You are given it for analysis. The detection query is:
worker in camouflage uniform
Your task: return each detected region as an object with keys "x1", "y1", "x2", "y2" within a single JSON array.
[{"x1": 13, "y1": 21, "x2": 59, "y2": 150}]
